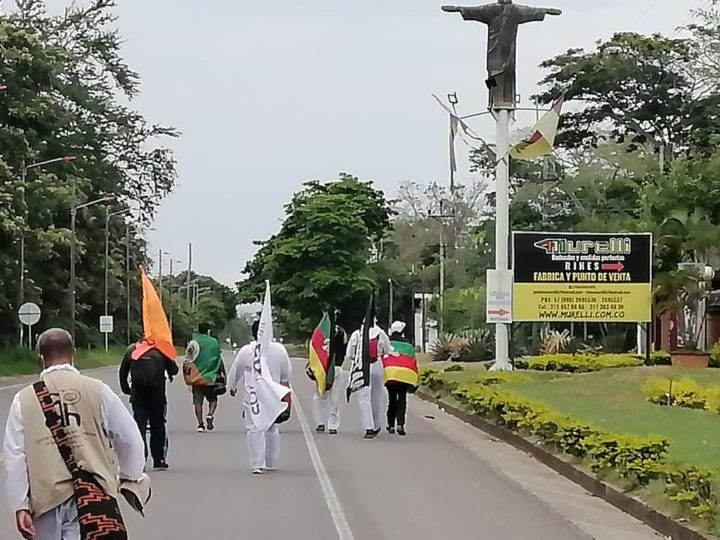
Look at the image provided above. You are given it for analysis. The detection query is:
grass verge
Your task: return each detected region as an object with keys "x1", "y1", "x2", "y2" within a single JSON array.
[{"x1": 0, "y1": 346, "x2": 125, "y2": 378}]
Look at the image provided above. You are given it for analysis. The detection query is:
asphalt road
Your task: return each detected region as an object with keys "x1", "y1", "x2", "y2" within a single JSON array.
[{"x1": 0, "y1": 355, "x2": 663, "y2": 540}]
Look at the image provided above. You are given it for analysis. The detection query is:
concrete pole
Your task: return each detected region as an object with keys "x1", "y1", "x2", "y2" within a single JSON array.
[
  {"x1": 126, "y1": 223, "x2": 131, "y2": 345},
  {"x1": 490, "y1": 108, "x2": 512, "y2": 371},
  {"x1": 19, "y1": 161, "x2": 26, "y2": 346},
  {"x1": 69, "y1": 183, "x2": 77, "y2": 342},
  {"x1": 169, "y1": 259, "x2": 174, "y2": 333},
  {"x1": 388, "y1": 278, "x2": 393, "y2": 325},
  {"x1": 104, "y1": 207, "x2": 110, "y2": 352},
  {"x1": 439, "y1": 227, "x2": 446, "y2": 335},
  {"x1": 186, "y1": 243, "x2": 193, "y2": 305},
  {"x1": 158, "y1": 250, "x2": 163, "y2": 304}
]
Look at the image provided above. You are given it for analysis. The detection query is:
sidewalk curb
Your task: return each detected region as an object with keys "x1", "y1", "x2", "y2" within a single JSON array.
[{"x1": 416, "y1": 391, "x2": 709, "y2": 540}]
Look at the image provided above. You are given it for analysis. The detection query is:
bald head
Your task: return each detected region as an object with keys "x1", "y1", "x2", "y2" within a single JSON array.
[{"x1": 37, "y1": 328, "x2": 75, "y2": 366}]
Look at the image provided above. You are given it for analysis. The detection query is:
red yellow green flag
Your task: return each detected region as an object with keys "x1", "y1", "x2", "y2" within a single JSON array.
[
  {"x1": 382, "y1": 341, "x2": 419, "y2": 387},
  {"x1": 510, "y1": 96, "x2": 564, "y2": 161},
  {"x1": 308, "y1": 313, "x2": 334, "y2": 395}
]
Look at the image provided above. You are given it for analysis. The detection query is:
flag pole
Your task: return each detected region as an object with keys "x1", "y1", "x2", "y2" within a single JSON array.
[{"x1": 490, "y1": 107, "x2": 512, "y2": 371}]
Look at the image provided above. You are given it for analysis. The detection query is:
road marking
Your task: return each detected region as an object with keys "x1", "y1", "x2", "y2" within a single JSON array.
[{"x1": 294, "y1": 391, "x2": 355, "y2": 540}]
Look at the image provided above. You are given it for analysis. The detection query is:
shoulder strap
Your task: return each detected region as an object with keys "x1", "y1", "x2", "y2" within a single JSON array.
[
  {"x1": 32, "y1": 380, "x2": 80, "y2": 476},
  {"x1": 33, "y1": 379, "x2": 129, "y2": 538}
]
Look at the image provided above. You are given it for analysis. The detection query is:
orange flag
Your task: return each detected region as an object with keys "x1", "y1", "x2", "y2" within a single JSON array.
[{"x1": 131, "y1": 266, "x2": 175, "y2": 360}]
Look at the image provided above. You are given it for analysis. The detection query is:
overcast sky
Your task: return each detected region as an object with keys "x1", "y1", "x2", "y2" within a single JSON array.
[{"x1": 45, "y1": 0, "x2": 699, "y2": 285}]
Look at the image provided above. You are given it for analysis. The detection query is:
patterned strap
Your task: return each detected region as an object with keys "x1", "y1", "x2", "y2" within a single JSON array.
[{"x1": 33, "y1": 380, "x2": 128, "y2": 539}]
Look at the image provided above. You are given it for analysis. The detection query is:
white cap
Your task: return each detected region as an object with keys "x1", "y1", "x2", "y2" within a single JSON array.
[{"x1": 390, "y1": 321, "x2": 406, "y2": 334}]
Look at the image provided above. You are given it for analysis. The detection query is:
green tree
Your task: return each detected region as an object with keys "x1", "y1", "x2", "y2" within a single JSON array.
[
  {"x1": 0, "y1": 1, "x2": 178, "y2": 345},
  {"x1": 237, "y1": 175, "x2": 393, "y2": 338}
]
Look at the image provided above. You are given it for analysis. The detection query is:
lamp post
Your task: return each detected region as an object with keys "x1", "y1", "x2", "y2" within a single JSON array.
[
  {"x1": 126, "y1": 222, "x2": 132, "y2": 346},
  {"x1": 70, "y1": 195, "x2": 113, "y2": 341},
  {"x1": 388, "y1": 278, "x2": 394, "y2": 325},
  {"x1": 104, "y1": 207, "x2": 131, "y2": 351},
  {"x1": 18, "y1": 156, "x2": 76, "y2": 344},
  {"x1": 167, "y1": 258, "x2": 182, "y2": 333}
]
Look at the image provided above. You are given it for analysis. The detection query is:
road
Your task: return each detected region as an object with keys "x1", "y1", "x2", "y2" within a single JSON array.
[{"x1": 0, "y1": 355, "x2": 664, "y2": 540}]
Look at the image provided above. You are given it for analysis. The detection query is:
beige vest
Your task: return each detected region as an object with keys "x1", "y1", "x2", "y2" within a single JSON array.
[{"x1": 19, "y1": 370, "x2": 119, "y2": 516}]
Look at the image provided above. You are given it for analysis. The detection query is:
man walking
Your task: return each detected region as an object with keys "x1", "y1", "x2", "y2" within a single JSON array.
[
  {"x1": 120, "y1": 338, "x2": 178, "y2": 470},
  {"x1": 119, "y1": 266, "x2": 178, "y2": 470},
  {"x1": 3, "y1": 328, "x2": 148, "y2": 540},
  {"x1": 384, "y1": 321, "x2": 419, "y2": 436},
  {"x1": 184, "y1": 323, "x2": 225, "y2": 433},
  {"x1": 346, "y1": 316, "x2": 392, "y2": 439},
  {"x1": 310, "y1": 323, "x2": 347, "y2": 434},
  {"x1": 228, "y1": 319, "x2": 292, "y2": 474}
]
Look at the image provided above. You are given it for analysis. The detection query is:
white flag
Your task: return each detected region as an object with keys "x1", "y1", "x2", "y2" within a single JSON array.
[{"x1": 245, "y1": 281, "x2": 290, "y2": 431}]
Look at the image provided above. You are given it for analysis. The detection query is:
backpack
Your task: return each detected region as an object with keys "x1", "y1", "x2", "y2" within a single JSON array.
[{"x1": 130, "y1": 349, "x2": 164, "y2": 389}]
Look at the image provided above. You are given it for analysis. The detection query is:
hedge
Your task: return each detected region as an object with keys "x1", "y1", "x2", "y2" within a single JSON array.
[
  {"x1": 422, "y1": 369, "x2": 720, "y2": 523},
  {"x1": 513, "y1": 353, "x2": 643, "y2": 373},
  {"x1": 643, "y1": 377, "x2": 720, "y2": 413}
]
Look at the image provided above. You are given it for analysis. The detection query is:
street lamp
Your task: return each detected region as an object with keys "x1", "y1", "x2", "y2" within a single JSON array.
[
  {"x1": 17, "y1": 156, "x2": 76, "y2": 344},
  {"x1": 167, "y1": 258, "x2": 182, "y2": 333},
  {"x1": 104, "y1": 207, "x2": 131, "y2": 351},
  {"x1": 70, "y1": 195, "x2": 113, "y2": 341}
]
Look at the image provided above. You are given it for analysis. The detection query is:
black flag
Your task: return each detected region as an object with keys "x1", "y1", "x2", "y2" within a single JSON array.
[{"x1": 346, "y1": 294, "x2": 375, "y2": 402}]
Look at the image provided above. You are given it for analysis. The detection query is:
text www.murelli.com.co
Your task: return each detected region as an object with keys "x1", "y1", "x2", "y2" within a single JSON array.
[{"x1": 538, "y1": 310, "x2": 626, "y2": 319}]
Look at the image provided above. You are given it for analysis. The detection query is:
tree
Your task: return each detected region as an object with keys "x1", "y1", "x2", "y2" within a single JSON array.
[
  {"x1": 537, "y1": 32, "x2": 720, "y2": 158},
  {"x1": 237, "y1": 175, "x2": 393, "y2": 338},
  {"x1": 0, "y1": 1, "x2": 178, "y2": 346}
]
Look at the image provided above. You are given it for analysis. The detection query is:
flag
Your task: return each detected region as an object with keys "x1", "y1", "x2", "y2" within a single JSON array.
[
  {"x1": 183, "y1": 334, "x2": 222, "y2": 387},
  {"x1": 510, "y1": 96, "x2": 564, "y2": 161},
  {"x1": 382, "y1": 341, "x2": 419, "y2": 388},
  {"x1": 132, "y1": 266, "x2": 175, "y2": 360},
  {"x1": 308, "y1": 312, "x2": 335, "y2": 396},
  {"x1": 346, "y1": 294, "x2": 375, "y2": 402},
  {"x1": 245, "y1": 281, "x2": 291, "y2": 431}
]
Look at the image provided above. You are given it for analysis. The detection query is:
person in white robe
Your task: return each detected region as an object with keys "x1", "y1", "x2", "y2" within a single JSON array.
[
  {"x1": 228, "y1": 320, "x2": 292, "y2": 474},
  {"x1": 346, "y1": 323, "x2": 391, "y2": 438}
]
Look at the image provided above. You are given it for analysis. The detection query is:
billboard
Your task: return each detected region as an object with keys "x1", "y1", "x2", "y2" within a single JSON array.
[{"x1": 512, "y1": 232, "x2": 652, "y2": 322}]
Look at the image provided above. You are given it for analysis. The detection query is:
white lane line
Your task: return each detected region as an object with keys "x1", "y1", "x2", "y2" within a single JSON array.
[{"x1": 294, "y1": 391, "x2": 355, "y2": 540}]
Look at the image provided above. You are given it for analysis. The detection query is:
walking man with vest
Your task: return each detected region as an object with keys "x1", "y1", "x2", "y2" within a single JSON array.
[
  {"x1": 3, "y1": 328, "x2": 148, "y2": 540},
  {"x1": 183, "y1": 322, "x2": 225, "y2": 433}
]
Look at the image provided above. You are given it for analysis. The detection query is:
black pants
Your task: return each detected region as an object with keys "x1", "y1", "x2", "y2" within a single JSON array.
[
  {"x1": 387, "y1": 384, "x2": 410, "y2": 428},
  {"x1": 131, "y1": 386, "x2": 167, "y2": 462}
]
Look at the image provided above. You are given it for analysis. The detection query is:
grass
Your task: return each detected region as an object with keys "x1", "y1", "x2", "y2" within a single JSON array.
[
  {"x1": 501, "y1": 367, "x2": 720, "y2": 475},
  {"x1": 0, "y1": 346, "x2": 126, "y2": 378}
]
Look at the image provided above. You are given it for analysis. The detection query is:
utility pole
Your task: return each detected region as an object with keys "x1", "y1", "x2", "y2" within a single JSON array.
[
  {"x1": 126, "y1": 223, "x2": 131, "y2": 346},
  {"x1": 158, "y1": 249, "x2": 163, "y2": 304},
  {"x1": 429, "y1": 200, "x2": 453, "y2": 335},
  {"x1": 186, "y1": 243, "x2": 193, "y2": 305},
  {"x1": 388, "y1": 278, "x2": 394, "y2": 325}
]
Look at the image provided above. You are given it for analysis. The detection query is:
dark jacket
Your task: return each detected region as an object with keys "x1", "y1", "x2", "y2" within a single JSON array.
[
  {"x1": 119, "y1": 343, "x2": 179, "y2": 396},
  {"x1": 331, "y1": 326, "x2": 348, "y2": 368}
]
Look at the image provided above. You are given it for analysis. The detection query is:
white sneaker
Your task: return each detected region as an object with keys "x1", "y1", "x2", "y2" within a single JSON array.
[
  {"x1": 264, "y1": 466, "x2": 276, "y2": 472},
  {"x1": 252, "y1": 468, "x2": 264, "y2": 475},
  {"x1": 197, "y1": 425, "x2": 205, "y2": 433}
]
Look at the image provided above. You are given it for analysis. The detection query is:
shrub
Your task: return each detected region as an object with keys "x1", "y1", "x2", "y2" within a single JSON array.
[
  {"x1": 418, "y1": 371, "x2": 719, "y2": 522},
  {"x1": 539, "y1": 328, "x2": 571, "y2": 355},
  {"x1": 443, "y1": 364, "x2": 465, "y2": 373},
  {"x1": 515, "y1": 353, "x2": 642, "y2": 373},
  {"x1": 644, "y1": 377, "x2": 720, "y2": 411},
  {"x1": 457, "y1": 329, "x2": 494, "y2": 362},
  {"x1": 648, "y1": 350, "x2": 672, "y2": 366},
  {"x1": 430, "y1": 334, "x2": 453, "y2": 362},
  {"x1": 710, "y1": 342, "x2": 720, "y2": 368}
]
